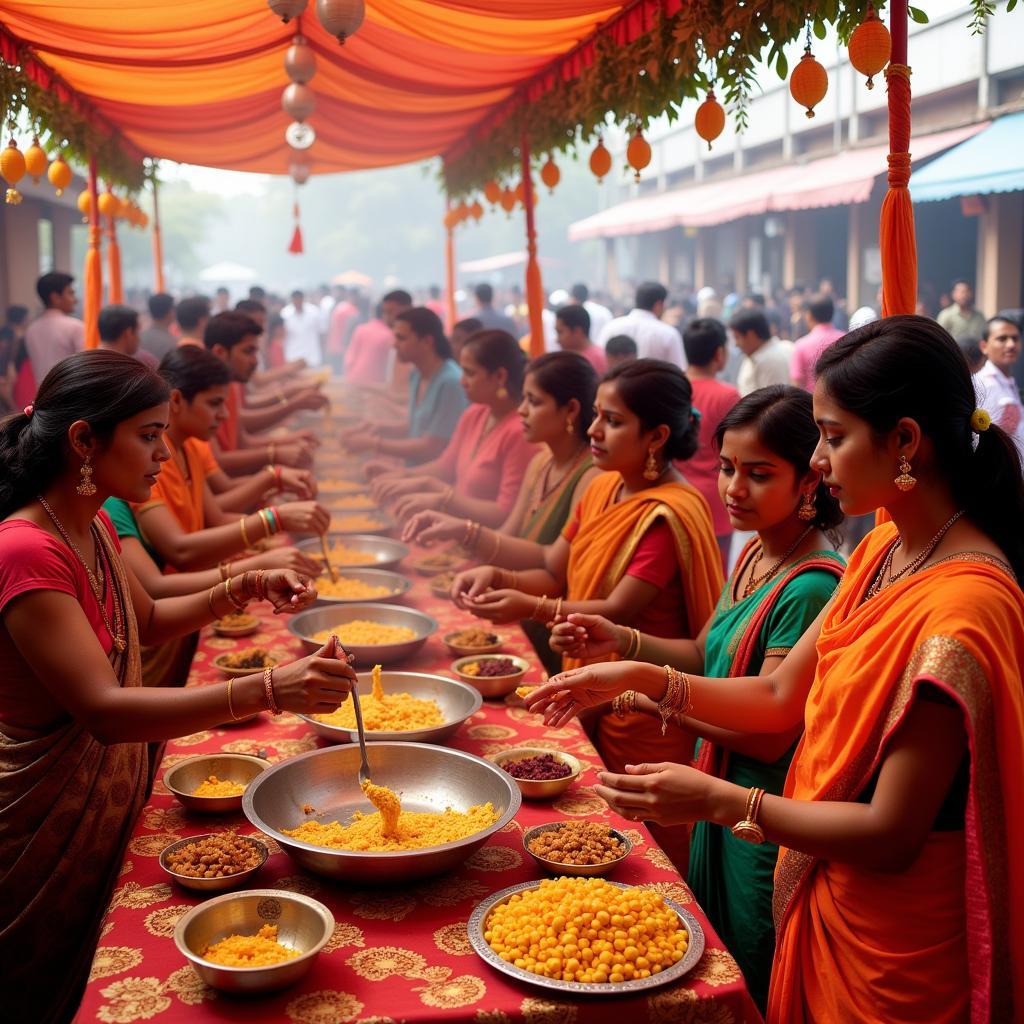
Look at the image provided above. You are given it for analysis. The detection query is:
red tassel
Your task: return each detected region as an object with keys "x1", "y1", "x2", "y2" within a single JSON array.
[{"x1": 288, "y1": 223, "x2": 303, "y2": 254}]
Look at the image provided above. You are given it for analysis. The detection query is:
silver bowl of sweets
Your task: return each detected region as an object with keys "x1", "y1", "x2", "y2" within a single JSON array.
[
  {"x1": 494, "y1": 747, "x2": 582, "y2": 800},
  {"x1": 296, "y1": 669, "x2": 481, "y2": 745},
  {"x1": 163, "y1": 754, "x2": 272, "y2": 814},
  {"x1": 298, "y1": 532, "x2": 409, "y2": 572},
  {"x1": 451, "y1": 653, "x2": 530, "y2": 699},
  {"x1": 522, "y1": 820, "x2": 632, "y2": 877},
  {"x1": 159, "y1": 832, "x2": 269, "y2": 892},
  {"x1": 243, "y1": 742, "x2": 521, "y2": 883},
  {"x1": 287, "y1": 603, "x2": 437, "y2": 666},
  {"x1": 174, "y1": 889, "x2": 334, "y2": 994}
]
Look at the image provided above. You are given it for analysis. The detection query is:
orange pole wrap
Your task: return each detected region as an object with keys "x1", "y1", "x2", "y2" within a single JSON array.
[
  {"x1": 879, "y1": 0, "x2": 916, "y2": 317},
  {"x1": 107, "y1": 218, "x2": 123, "y2": 304},
  {"x1": 445, "y1": 208, "x2": 457, "y2": 333},
  {"x1": 152, "y1": 177, "x2": 166, "y2": 293},
  {"x1": 83, "y1": 157, "x2": 102, "y2": 350},
  {"x1": 520, "y1": 130, "x2": 545, "y2": 358}
]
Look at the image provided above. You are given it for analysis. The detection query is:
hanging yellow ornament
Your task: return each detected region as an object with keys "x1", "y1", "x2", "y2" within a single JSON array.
[
  {"x1": 24, "y1": 137, "x2": 48, "y2": 184},
  {"x1": 626, "y1": 129, "x2": 651, "y2": 183},
  {"x1": 77, "y1": 189, "x2": 94, "y2": 222},
  {"x1": 48, "y1": 155, "x2": 72, "y2": 196},
  {"x1": 848, "y1": 4, "x2": 891, "y2": 90},
  {"x1": 695, "y1": 91, "x2": 726, "y2": 151},
  {"x1": 540, "y1": 157, "x2": 560, "y2": 194},
  {"x1": 589, "y1": 138, "x2": 612, "y2": 182},
  {"x1": 790, "y1": 45, "x2": 829, "y2": 118},
  {"x1": 1, "y1": 139, "x2": 26, "y2": 205},
  {"x1": 98, "y1": 190, "x2": 118, "y2": 219}
]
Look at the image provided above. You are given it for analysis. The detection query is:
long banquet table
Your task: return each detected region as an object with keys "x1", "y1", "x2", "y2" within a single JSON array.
[{"x1": 76, "y1": 465, "x2": 760, "y2": 1024}]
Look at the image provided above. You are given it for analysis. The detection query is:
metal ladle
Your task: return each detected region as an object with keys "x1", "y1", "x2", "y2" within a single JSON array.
[{"x1": 337, "y1": 640, "x2": 370, "y2": 786}]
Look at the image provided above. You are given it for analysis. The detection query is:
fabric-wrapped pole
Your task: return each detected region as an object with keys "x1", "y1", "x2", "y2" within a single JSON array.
[
  {"x1": 879, "y1": 0, "x2": 916, "y2": 316},
  {"x1": 520, "y1": 129, "x2": 546, "y2": 358},
  {"x1": 83, "y1": 157, "x2": 102, "y2": 349},
  {"x1": 106, "y1": 200, "x2": 123, "y2": 304},
  {"x1": 152, "y1": 175, "x2": 165, "y2": 293},
  {"x1": 444, "y1": 196, "x2": 457, "y2": 332}
]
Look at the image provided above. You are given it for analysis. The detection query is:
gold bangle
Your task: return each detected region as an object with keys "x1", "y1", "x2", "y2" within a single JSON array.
[
  {"x1": 268, "y1": 443, "x2": 277, "y2": 463},
  {"x1": 532, "y1": 594, "x2": 549, "y2": 622},
  {"x1": 208, "y1": 585, "x2": 218, "y2": 618},
  {"x1": 263, "y1": 666, "x2": 281, "y2": 715},
  {"x1": 489, "y1": 530, "x2": 502, "y2": 563},
  {"x1": 239, "y1": 517, "x2": 252, "y2": 549},
  {"x1": 731, "y1": 786, "x2": 767, "y2": 845},
  {"x1": 439, "y1": 486, "x2": 454, "y2": 512},
  {"x1": 257, "y1": 508, "x2": 272, "y2": 539},
  {"x1": 226, "y1": 678, "x2": 244, "y2": 722},
  {"x1": 510, "y1": 570, "x2": 519, "y2": 590},
  {"x1": 225, "y1": 576, "x2": 247, "y2": 611},
  {"x1": 552, "y1": 596, "x2": 563, "y2": 622}
]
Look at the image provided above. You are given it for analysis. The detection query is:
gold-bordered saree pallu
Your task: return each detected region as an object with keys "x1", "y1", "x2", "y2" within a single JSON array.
[
  {"x1": 0, "y1": 521, "x2": 147, "y2": 1024},
  {"x1": 768, "y1": 524, "x2": 1024, "y2": 1024}
]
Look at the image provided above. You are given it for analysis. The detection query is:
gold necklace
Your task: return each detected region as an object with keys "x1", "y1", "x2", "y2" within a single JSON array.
[
  {"x1": 37, "y1": 495, "x2": 127, "y2": 652},
  {"x1": 527, "y1": 447, "x2": 588, "y2": 518},
  {"x1": 743, "y1": 526, "x2": 815, "y2": 599},
  {"x1": 865, "y1": 510, "x2": 965, "y2": 600}
]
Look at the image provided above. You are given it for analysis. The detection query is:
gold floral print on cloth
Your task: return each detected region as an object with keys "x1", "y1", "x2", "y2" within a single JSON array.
[
  {"x1": 465, "y1": 844, "x2": 523, "y2": 872},
  {"x1": 467, "y1": 723, "x2": 517, "y2": 741},
  {"x1": 647, "y1": 987, "x2": 738, "y2": 1024},
  {"x1": 690, "y1": 948, "x2": 742, "y2": 987},
  {"x1": 88, "y1": 946, "x2": 144, "y2": 982},
  {"x1": 143, "y1": 905, "x2": 191, "y2": 938},
  {"x1": 433, "y1": 921, "x2": 474, "y2": 956},
  {"x1": 644, "y1": 846, "x2": 676, "y2": 871},
  {"x1": 96, "y1": 976, "x2": 171, "y2": 1023},
  {"x1": 346, "y1": 946, "x2": 487, "y2": 1009},
  {"x1": 285, "y1": 989, "x2": 365, "y2": 1024},
  {"x1": 521, "y1": 995, "x2": 579, "y2": 1024},
  {"x1": 108, "y1": 881, "x2": 172, "y2": 910},
  {"x1": 323, "y1": 921, "x2": 366, "y2": 953},
  {"x1": 552, "y1": 787, "x2": 608, "y2": 817}
]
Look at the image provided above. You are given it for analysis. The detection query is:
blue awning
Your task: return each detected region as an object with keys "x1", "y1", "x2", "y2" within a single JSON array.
[{"x1": 913, "y1": 110, "x2": 1024, "y2": 202}]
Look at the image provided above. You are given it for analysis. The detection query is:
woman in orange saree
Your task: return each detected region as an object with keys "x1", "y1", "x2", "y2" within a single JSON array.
[{"x1": 529, "y1": 317, "x2": 1024, "y2": 1022}]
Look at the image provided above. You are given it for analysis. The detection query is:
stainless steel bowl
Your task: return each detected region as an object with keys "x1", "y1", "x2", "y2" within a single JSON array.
[
  {"x1": 442, "y1": 629, "x2": 504, "y2": 657},
  {"x1": 494, "y1": 747, "x2": 581, "y2": 800},
  {"x1": 164, "y1": 754, "x2": 272, "y2": 814},
  {"x1": 311, "y1": 567, "x2": 411, "y2": 606},
  {"x1": 298, "y1": 532, "x2": 409, "y2": 571},
  {"x1": 174, "y1": 889, "x2": 334, "y2": 994},
  {"x1": 243, "y1": 742, "x2": 522, "y2": 883},
  {"x1": 451, "y1": 654, "x2": 529, "y2": 699},
  {"x1": 213, "y1": 650, "x2": 278, "y2": 678},
  {"x1": 159, "y1": 832, "x2": 269, "y2": 892},
  {"x1": 296, "y1": 670, "x2": 481, "y2": 744},
  {"x1": 523, "y1": 821, "x2": 632, "y2": 877},
  {"x1": 287, "y1": 603, "x2": 437, "y2": 666}
]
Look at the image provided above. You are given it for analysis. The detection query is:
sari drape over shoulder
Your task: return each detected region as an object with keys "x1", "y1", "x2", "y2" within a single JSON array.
[
  {"x1": 0, "y1": 519, "x2": 147, "y2": 1024},
  {"x1": 769, "y1": 524, "x2": 1024, "y2": 1024}
]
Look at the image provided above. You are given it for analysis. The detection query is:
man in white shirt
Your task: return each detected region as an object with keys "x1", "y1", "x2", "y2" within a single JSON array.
[
  {"x1": 973, "y1": 315, "x2": 1024, "y2": 458},
  {"x1": 730, "y1": 310, "x2": 795, "y2": 397},
  {"x1": 570, "y1": 282, "x2": 612, "y2": 342},
  {"x1": 596, "y1": 281, "x2": 686, "y2": 368},
  {"x1": 280, "y1": 289, "x2": 324, "y2": 367}
]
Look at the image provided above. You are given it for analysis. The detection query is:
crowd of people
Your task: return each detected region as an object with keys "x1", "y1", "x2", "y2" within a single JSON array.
[{"x1": 0, "y1": 264, "x2": 1022, "y2": 1024}]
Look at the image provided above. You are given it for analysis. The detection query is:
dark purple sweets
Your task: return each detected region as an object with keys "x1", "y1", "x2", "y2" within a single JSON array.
[{"x1": 503, "y1": 753, "x2": 573, "y2": 781}]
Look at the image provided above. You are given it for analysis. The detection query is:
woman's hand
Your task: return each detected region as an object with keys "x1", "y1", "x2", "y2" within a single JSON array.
[
  {"x1": 276, "y1": 500, "x2": 330, "y2": 535},
  {"x1": 270, "y1": 634, "x2": 357, "y2": 714},
  {"x1": 401, "y1": 509, "x2": 463, "y2": 545},
  {"x1": 550, "y1": 612, "x2": 629, "y2": 660},
  {"x1": 275, "y1": 441, "x2": 315, "y2": 468},
  {"x1": 341, "y1": 425, "x2": 378, "y2": 452},
  {"x1": 392, "y1": 491, "x2": 445, "y2": 522},
  {"x1": 462, "y1": 588, "x2": 534, "y2": 624},
  {"x1": 373, "y1": 475, "x2": 440, "y2": 503},
  {"x1": 255, "y1": 546, "x2": 323, "y2": 577},
  {"x1": 361, "y1": 458, "x2": 394, "y2": 480},
  {"x1": 594, "y1": 762, "x2": 721, "y2": 826},
  {"x1": 276, "y1": 467, "x2": 317, "y2": 500},
  {"x1": 451, "y1": 565, "x2": 502, "y2": 607},
  {"x1": 261, "y1": 568, "x2": 318, "y2": 613},
  {"x1": 293, "y1": 389, "x2": 329, "y2": 413},
  {"x1": 524, "y1": 661, "x2": 644, "y2": 726}
]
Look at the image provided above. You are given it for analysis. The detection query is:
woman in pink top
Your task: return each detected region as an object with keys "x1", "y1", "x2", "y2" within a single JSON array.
[{"x1": 373, "y1": 330, "x2": 538, "y2": 527}]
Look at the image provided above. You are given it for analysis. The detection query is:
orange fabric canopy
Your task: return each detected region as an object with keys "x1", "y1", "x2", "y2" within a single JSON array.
[{"x1": 1, "y1": 0, "x2": 630, "y2": 174}]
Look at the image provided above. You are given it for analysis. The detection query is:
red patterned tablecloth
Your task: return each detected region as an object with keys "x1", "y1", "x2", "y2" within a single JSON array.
[{"x1": 76, "y1": 547, "x2": 760, "y2": 1024}]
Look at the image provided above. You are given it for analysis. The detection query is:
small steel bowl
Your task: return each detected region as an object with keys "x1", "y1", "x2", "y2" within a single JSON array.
[
  {"x1": 494, "y1": 747, "x2": 581, "y2": 800},
  {"x1": 212, "y1": 614, "x2": 260, "y2": 638},
  {"x1": 164, "y1": 754, "x2": 273, "y2": 814},
  {"x1": 410, "y1": 552, "x2": 465, "y2": 577},
  {"x1": 429, "y1": 572, "x2": 456, "y2": 599},
  {"x1": 312, "y1": 568, "x2": 411, "y2": 606},
  {"x1": 287, "y1": 603, "x2": 437, "y2": 666},
  {"x1": 523, "y1": 821, "x2": 632, "y2": 877},
  {"x1": 442, "y1": 629, "x2": 504, "y2": 657},
  {"x1": 159, "y1": 832, "x2": 269, "y2": 892},
  {"x1": 213, "y1": 651, "x2": 278, "y2": 679},
  {"x1": 297, "y1": 669, "x2": 481, "y2": 745},
  {"x1": 174, "y1": 889, "x2": 334, "y2": 994},
  {"x1": 243, "y1": 742, "x2": 521, "y2": 883},
  {"x1": 298, "y1": 532, "x2": 409, "y2": 572},
  {"x1": 451, "y1": 654, "x2": 529, "y2": 699}
]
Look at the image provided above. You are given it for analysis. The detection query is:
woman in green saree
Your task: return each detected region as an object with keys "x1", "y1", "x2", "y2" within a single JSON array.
[
  {"x1": 550, "y1": 385, "x2": 844, "y2": 1009},
  {"x1": 403, "y1": 351, "x2": 601, "y2": 672}
]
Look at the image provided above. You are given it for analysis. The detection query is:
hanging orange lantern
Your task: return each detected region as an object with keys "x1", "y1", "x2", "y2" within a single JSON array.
[
  {"x1": 540, "y1": 157, "x2": 560, "y2": 194},
  {"x1": 513, "y1": 181, "x2": 525, "y2": 206},
  {"x1": 282, "y1": 83, "x2": 316, "y2": 122},
  {"x1": 848, "y1": 4, "x2": 891, "y2": 90},
  {"x1": 589, "y1": 138, "x2": 612, "y2": 182},
  {"x1": 695, "y1": 91, "x2": 726, "y2": 151},
  {"x1": 443, "y1": 208, "x2": 457, "y2": 230},
  {"x1": 268, "y1": 0, "x2": 308, "y2": 22},
  {"x1": 626, "y1": 129, "x2": 651, "y2": 183},
  {"x1": 77, "y1": 189, "x2": 94, "y2": 221},
  {"x1": 470, "y1": 200, "x2": 483, "y2": 221},
  {"x1": 1, "y1": 139, "x2": 26, "y2": 205},
  {"x1": 499, "y1": 186, "x2": 516, "y2": 215},
  {"x1": 48, "y1": 155, "x2": 72, "y2": 196},
  {"x1": 790, "y1": 45, "x2": 829, "y2": 118},
  {"x1": 285, "y1": 35, "x2": 317, "y2": 84},
  {"x1": 316, "y1": 0, "x2": 365, "y2": 44},
  {"x1": 483, "y1": 179, "x2": 501, "y2": 205},
  {"x1": 24, "y1": 137, "x2": 48, "y2": 184},
  {"x1": 98, "y1": 190, "x2": 118, "y2": 219}
]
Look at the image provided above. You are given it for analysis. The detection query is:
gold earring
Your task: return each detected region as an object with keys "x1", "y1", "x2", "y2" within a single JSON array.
[
  {"x1": 566, "y1": 418, "x2": 575, "y2": 435},
  {"x1": 76, "y1": 455, "x2": 97, "y2": 497},
  {"x1": 643, "y1": 448, "x2": 661, "y2": 481},
  {"x1": 797, "y1": 492, "x2": 816, "y2": 521},
  {"x1": 496, "y1": 386, "x2": 509, "y2": 400},
  {"x1": 894, "y1": 454, "x2": 916, "y2": 492}
]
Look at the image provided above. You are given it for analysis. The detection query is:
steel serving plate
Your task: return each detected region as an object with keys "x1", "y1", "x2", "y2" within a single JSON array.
[
  {"x1": 468, "y1": 879, "x2": 705, "y2": 996},
  {"x1": 242, "y1": 742, "x2": 521, "y2": 883},
  {"x1": 311, "y1": 567, "x2": 412, "y2": 606},
  {"x1": 298, "y1": 532, "x2": 409, "y2": 571},
  {"x1": 287, "y1": 602, "x2": 436, "y2": 665}
]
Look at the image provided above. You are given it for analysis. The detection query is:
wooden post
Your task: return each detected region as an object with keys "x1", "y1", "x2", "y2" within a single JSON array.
[
  {"x1": 83, "y1": 157, "x2": 102, "y2": 349},
  {"x1": 152, "y1": 173, "x2": 166, "y2": 293}
]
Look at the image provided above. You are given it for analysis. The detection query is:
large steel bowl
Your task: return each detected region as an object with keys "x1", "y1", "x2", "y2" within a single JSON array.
[
  {"x1": 242, "y1": 743, "x2": 522, "y2": 883},
  {"x1": 174, "y1": 889, "x2": 334, "y2": 994},
  {"x1": 312, "y1": 568, "x2": 412, "y2": 606},
  {"x1": 287, "y1": 603, "x2": 437, "y2": 666},
  {"x1": 298, "y1": 532, "x2": 408, "y2": 572},
  {"x1": 296, "y1": 670, "x2": 481, "y2": 745}
]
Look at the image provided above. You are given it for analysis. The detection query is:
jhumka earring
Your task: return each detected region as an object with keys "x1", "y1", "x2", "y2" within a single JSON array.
[
  {"x1": 76, "y1": 455, "x2": 97, "y2": 497},
  {"x1": 566, "y1": 419, "x2": 575, "y2": 434},
  {"x1": 496, "y1": 386, "x2": 509, "y2": 400},
  {"x1": 894, "y1": 454, "x2": 916, "y2": 492},
  {"x1": 797, "y1": 492, "x2": 816, "y2": 521},
  {"x1": 643, "y1": 448, "x2": 661, "y2": 481}
]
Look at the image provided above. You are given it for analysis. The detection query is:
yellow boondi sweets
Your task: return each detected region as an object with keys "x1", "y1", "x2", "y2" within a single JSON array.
[
  {"x1": 327, "y1": 494, "x2": 377, "y2": 510},
  {"x1": 332, "y1": 513, "x2": 387, "y2": 532},
  {"x1": 200, "y1": 924, "x2": 300, "y2": 967},
  {"x1": 319, "y1": 479, "x2": 366, "y2": 493},
  {"x1": 311, "y1": 621, "x2": 416, "y2": 647},
  {"x1": 324, "y1": 544, "x2": 377, "y2": 566},
  {"x1": 360, "y1": 778, "x2": 401, "y2": 837},
  {"x1": 284, "y1": 802, "x2": 498, "y2": 852},
  {"x1": 484, "y1": 877, "x2": 689, "y2": 985},
  {"x1": 315, "y1": 575, "x2": 394, "y2": 600},
  {"x1": 192, "y1": 775, "x2": 246, "y2": 798},
  {"x1": 312, "y1": 662, "x2": 441, "y2": 732}
]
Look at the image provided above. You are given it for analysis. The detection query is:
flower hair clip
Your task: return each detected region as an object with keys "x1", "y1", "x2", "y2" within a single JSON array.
[
  {"x1": 970, "y1": 408, "x2": 991, "y2": 433},
  {"x1": 23, "y1": 404, "x2": 33, "y2": 417}
]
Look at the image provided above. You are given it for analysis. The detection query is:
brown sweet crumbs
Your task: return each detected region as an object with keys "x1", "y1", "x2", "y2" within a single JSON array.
[
  {"x1": 528, "y1": 822, "x2": 626, "y2": 865},
  {"x1": 165, "y1": 832, "x2": 263, "y2": 878}
]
